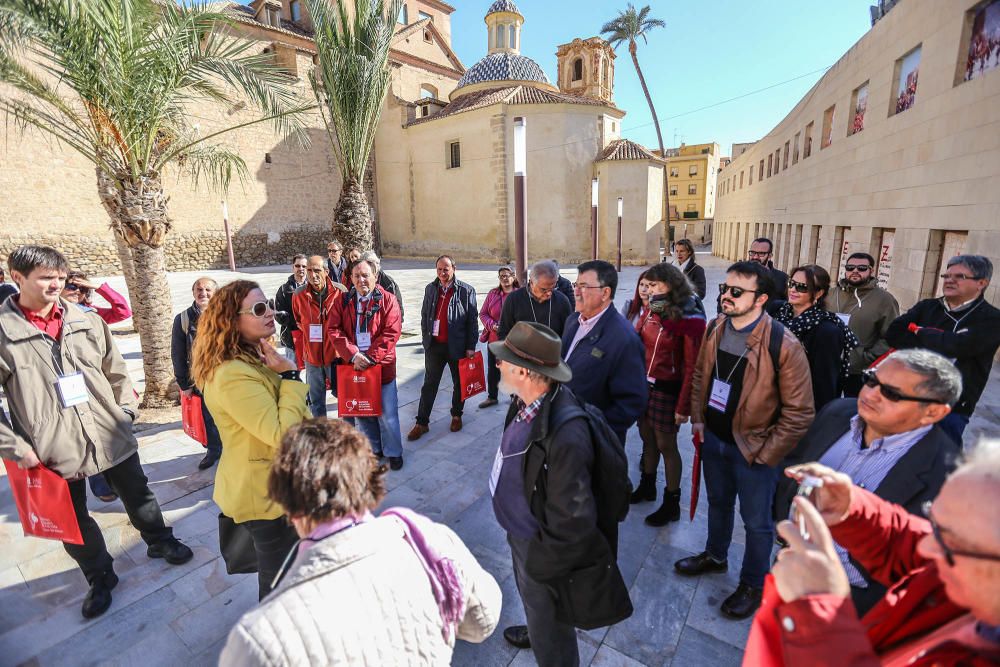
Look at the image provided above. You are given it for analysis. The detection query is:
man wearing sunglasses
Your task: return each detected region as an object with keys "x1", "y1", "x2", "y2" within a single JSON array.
[
  {"x1": 292, "y1": 256, "x2": 347, "y2": 417},
  {"x1": 887, "y1": 254, "x2": 1000, "y2": 445},
  {"x1": 759, "y1": 441, "x2": 1000, "y2": 665},
  {"x1": 675, "y1": 261, "x2": 813, "y2": 620},
  {"x1": 829, "y1": 252, "x2": 900, "y2": 397},
  {"x1": 776, "y1": 349, "x2": 961, "y2": 615},
  {"x1": 274, "y1": 254, "x2": 309, "y2": 369}
]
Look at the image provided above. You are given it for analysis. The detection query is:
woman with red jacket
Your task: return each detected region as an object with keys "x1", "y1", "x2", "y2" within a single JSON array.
[
  {"x1": 477, "y1": 265, "x2": 519, "y2": 408},
  {"x1": 630, "y1": 262, "x2": 706, "y2": 526},
  {"x1": 62, "y1": 270, "x2": 132, "y2": 324},
  {"x1": 327, "y1": 257, "x2": 404, "y2": 470}
]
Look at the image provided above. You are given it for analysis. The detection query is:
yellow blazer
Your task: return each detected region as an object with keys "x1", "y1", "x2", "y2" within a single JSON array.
[{"x1": 203, "y1": 359, "x2": 309, "y2": 523}]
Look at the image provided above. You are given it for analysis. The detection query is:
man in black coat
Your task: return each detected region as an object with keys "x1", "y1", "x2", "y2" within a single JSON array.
[
  {"x1": 886, "y1": 254, "x2": 1000, "y2": 444},
  {"x1": 273, "y1": 255, "x2": 308, "y2": 366},
  {"x1": 488, "y1": 322, "x2": 630, "y2": 662},
  {"x1": 777, "y1": 349, "x2": 961, "y2": 615},
  {"x1": 325, "y1": 240, "x2": 347, "y2": 286},
  {"x1": 407, "y1": 255, "x2": 479, "y2": 440},
  {"x1": 551, "y1": 259, "x2": 576, "y2": 309},
  {"x1": 498, "y1": 260, "x2": 573, "y2": 339},
  {"x1": 748, "y1": 237, "x2": 788, "y2": 302}
]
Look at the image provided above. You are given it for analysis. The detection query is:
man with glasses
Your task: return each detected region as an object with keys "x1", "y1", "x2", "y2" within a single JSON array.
[
  {"x1": 325, "y1": 241, "x2": 347, "y2": 286},
  {"x1": 761, "y1": 440, "x2": 1000, "y2": 665},
  {"x1": 887, "y1": 254, "x2": 1000, "y2": 444},
  {"x1": 274, "y1": 254, "x2": 308, "y2": 368},
  {"x1": 776, "y1": 349, "x2": 961, "y2": 615},
  {"x1": 674, "y1": 261, "x2": 813, "y2": 620},
  {"x1": 747, "y1": 237, "x2": 788, "y2": 302},
  {"x1": 498, "y1": 260, "x2": 573, "y2": 339},
  {"x1": 829, "y1": 252, "x2": 900, "y2": 397},
  {"x1": 292, "y1": 255, "x2": 346, "y2": 417}
]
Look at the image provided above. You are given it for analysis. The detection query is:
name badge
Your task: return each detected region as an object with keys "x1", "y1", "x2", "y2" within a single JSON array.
[
  {"x1": 647, "y1": 375, "x2": 656, "y2": 384},
  {"x1": 432, "y1": 320, "x2": 441, "y2": 337},
  {"x1": 56, "y1": 372, "x2": 89, "y2": 408},
  {"x1": 836, "y1": 313, "x2": 851, "y2": 326},
  {"x1": 488, "y1": 446, "x2": 503, "y2": 496},
  {"x1": 708, "y1": 378, "x2": 731, "y2": 413},
  {"x1": 309, "y1": 324, "x2": 323, "y2": 343},
  {"x1": 356, "y1": 331, "x2": 372, "y2": 352}
]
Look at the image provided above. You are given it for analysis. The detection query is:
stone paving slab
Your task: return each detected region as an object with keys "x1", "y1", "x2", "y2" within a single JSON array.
[{"x1": 2, "y1": 252, "x2": 997, "y2": 666}]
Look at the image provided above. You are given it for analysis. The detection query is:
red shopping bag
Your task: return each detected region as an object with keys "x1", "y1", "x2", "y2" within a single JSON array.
[
  {"x1": 3, "y1": 460, "x2": 83, "y2": 545},
  {"x1": 291, "y1": 329, "x2": 306, "y2": 371},
  {"x1": 337, "y1": 365, "x2": 383, "y2": 417},
  {"x1": 458, "y1": 351, "x2": 487, "y2": 401},
  {"x1": 689, "y1": 431, "x2": 703, "y2": 521},
  {"x1": 181, "y1": 392, "x2": 208, "y2": 447},
  {"x1": 742, "y1": 574, "x2": 786, "y2": 666}
]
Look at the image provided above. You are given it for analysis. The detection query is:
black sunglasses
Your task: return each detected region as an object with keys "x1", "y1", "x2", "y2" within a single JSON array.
[
  {"x1": 63, "y1": 283, "x2": 82, "y2": 293},
  {"x1": 923, "y1": 501, "x2": 1000, "y2": 567},
  {"x1": 718, "y1": 284, "x2": 759, "y2": 299},
  {"x1": 787, "y1": 279, "x2": 811, "y2": 294},
  {"x1": 238, "y1": 299, "x2": 275, "y2": 317},
  {"x1": 844, "y1": 264, "x2": 871, "y2": 272},
  {"x1": 861, "y1": 369, "x2": 942, "y2": 404}
]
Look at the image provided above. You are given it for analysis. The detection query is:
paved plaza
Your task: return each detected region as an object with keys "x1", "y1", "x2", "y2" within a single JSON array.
[{"x1": 2, "y1": 253, "x2": 997, "y2": 667}]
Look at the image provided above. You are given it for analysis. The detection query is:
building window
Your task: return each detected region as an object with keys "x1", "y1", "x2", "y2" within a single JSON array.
[
  {"x1": 447, "y1": 141, "x2": 461, "y2": 169},
  {"x1": 572, "y1": 58, "x2": 583, "y2": 81},
  {"x1": 420, "y1": 105, "x2": 429, "y2": 117},
  {"x1": 892, "y1": 45, "x2": 921, "y2": 115},
  {"x1": 759, "y1": 159, "x2": 764, "y2": 180},
  {"x1": 509, "y1": 25, "x2": 517, "y2": 50},
  {"x1": 793, "y1": 132, "x2": 801, "y2": 164},
  {"x1": 398, "y1": 4, "x2": 408, "y2": 24},
  {"x1": 739, "y1": 171, "x2": 744, "y2": 188},
  {"x1": 767, "y1": 154, "x2": 773, "y2": 177},
  {"x1": 783, "y1": 141, "x2": 790, "y2": 170},
  {"x1": 496, "y1": 25, "x2": 505, "y2": 49},
  {"x1": 804, "y1": 122, "x2": 814, "y2": 158},
  {"x1": 669, "y1": 185, "x2": 678, "y2": 196},
  {"x1": 961, "y1": 0, "x2": 1000, "y2": 83},
  {"x1": 821, "y1": 105, "x2": 836, "y2": 149},
  {"x1": 749, "y1": 166, "x2": 753, "y2": 185},
  {"x1": 688, "y1": 184, "x2": 697, "y2": 195},
  {"x1": 267, "y1": 7, "x2": 281, "y2": 27},
  {"x1": 689, "y1": 165, "x2": 698, "y2": 176},
  {"x1": 290, "y1": 0, "x2": 301, "y2": 22},
  {"x1": 669, "y1": 167, "x2": 678, "y2": 177},
  {"x1": 850, "y1": 82, "x2": 869, "y2": 135},
  {"x1": 419, "y1": 10, "x2": 433, "y2": 22},
  {"x1": 420, "y1": 84, "x2": 438, "y2": 99},
  {"x1": 775, "y1": 149, "x2": 781, "y2": 172}
]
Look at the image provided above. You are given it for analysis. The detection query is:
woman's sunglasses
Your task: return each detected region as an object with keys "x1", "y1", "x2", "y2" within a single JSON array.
[
  {"x1": 861, "y1": 369, "x2": 941, "y2": 404},
  {"x1": 787, "y1": 279, "x2": 811, "y2": 294},
  {"x1": 718, "y1": 284, "x2": 759, "y2": 299},
  {"x1": 239, "y1": 299, "x2": 275, "y2": 317},
  {"x1": 63, "y1": 283, "x2": 82, "y2": 293}
]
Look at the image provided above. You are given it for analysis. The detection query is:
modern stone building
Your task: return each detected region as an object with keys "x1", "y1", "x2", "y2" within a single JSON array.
[
  {"x1": 713, "y1": 0, "x2": 1000, "y2": 308},
  {"x1": 0, "y1": 0, "x2": 666, "y2": 273}
]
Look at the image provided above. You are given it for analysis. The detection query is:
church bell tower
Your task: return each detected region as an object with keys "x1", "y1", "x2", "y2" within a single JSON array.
[{"x1": 556, "y1": 37, "x2": 616, "y2": 104}]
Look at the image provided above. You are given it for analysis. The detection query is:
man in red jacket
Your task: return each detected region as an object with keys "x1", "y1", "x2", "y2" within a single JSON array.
[
  {"x1": 759, "y1": 448, "x2": 1000, "y2": 666},
  {"x1": 327, "y1": 256, "x2": 404, "y2": 470},
  {"x1": 291, "y1": 255, "x2": 344, "y2": 417}
]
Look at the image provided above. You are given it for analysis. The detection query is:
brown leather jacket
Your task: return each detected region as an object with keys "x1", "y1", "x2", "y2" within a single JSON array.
[{"x1": 691, "y1": 312, "x2": 815, "y2": 466}]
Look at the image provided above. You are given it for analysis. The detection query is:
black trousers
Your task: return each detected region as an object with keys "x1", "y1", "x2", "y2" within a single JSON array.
[
  {"x1": 486, "y1": 347, "x2": 501, "y2": 400},
  {"x1": 416, "y1": 342, "x2": 464, "y2": 424},
  {"x1": 65, "y1": 452, "x2": 174, "y2": 584},
  {"x1": 243, "y1": 517, "x2": 299, "y2": 600}
]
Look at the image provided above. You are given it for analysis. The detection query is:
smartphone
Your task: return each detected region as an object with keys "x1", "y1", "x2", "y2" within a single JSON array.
[{"x1": 792, "y1": 475, "x2": 824, "y2": 540}]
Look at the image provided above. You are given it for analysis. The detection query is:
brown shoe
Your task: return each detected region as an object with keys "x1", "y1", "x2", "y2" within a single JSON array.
[
  {"x1": 407, "y1": 424, "x2": 429, "y2": 441},
  {"x1": 450, "y1": 416, "x2": 463, "y2": 432}
]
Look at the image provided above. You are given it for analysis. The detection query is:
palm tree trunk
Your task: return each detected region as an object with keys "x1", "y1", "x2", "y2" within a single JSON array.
[
  {"x1": 96, "y1": 168, "x2": 176, "y2": 408},
  {"x1": 629, "y1": 40, "x2": 670, "y2": 233},
  {"x1": 334, "y1": 176, "x2": 374, "y2": 252}
]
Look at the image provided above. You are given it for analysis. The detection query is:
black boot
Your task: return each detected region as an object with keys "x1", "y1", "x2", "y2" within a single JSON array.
[
  {"x1": 645, "y1": 489, "x2": 681, "y2": 526},
  {"x1": 630, "y1": 473, "x2": 657, "y2": 504}
]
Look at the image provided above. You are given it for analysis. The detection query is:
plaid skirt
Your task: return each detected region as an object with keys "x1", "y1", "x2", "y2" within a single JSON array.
[{"x1": 644, "y1": 386, "x2": 679, "y2": 434}]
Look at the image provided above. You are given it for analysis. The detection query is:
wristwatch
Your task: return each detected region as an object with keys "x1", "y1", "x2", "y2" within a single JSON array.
[{"x1": 279, "y1": 369, "x2": 301, "y2": 382}]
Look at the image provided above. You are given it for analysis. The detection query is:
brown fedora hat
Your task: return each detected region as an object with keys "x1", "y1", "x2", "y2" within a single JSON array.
[{"x1": 488, "y1": 321, "x2": 573, "y2": 383}]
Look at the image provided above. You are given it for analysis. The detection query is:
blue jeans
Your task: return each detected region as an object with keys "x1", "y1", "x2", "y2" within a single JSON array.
[
  {"x1": 305, "y1": 361, "x2": 334, "y2": 418},
  {"x1": 701, "y1": 429, "x2": 779, "y2": 589},
  {"x1": 938, "y1": 412, "x2": 969, "y2": 447},
  {"x1": 348, "y1": 379, "x2": 403, "y2": 458}
]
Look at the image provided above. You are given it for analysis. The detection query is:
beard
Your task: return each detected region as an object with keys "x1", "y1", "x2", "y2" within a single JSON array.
[
  {"x1": 723, "y1": 300, "x2": 755, "y2": 318},
  {"x1": 499, "y1": 376, "x2": 518, "y2": 398}
]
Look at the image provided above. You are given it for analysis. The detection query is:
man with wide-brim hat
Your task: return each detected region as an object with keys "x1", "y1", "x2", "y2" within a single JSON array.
[{"x1": 488, "y1": 321, "x2": 629, "y2": 665}]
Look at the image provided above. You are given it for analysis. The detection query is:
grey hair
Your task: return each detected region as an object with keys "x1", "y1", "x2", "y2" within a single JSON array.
[
  {"x1": 529, "y1": 260, "x2": 559, "y2": 282},
  {"x1": 883, "y1": 349, "x2": 962, "y2": 405},
  {"x1": 192, "y1": 276, "x2": 218, "y2": 290},
  {"x1": 956, "y1": 438, "x2": 1000, "y2": 482},
  {"x1": 524, "y1": 368, "x2": 558, "y2": 387},
  {"x1": 360, "y1": 250, "x2": 381, "y2": 274},
  {"x1": 947, "y1": 255, "x2": 993, "y2": 281}
]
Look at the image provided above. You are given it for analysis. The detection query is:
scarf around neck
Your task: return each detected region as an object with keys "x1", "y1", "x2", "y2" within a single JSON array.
[{"x1": 776, "y1": 303, "x2": 860, "y2": 379}]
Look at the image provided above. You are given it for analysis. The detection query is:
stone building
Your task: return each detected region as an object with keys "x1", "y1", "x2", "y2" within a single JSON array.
[
  {"x1": 662, "y1": 142, "x2": 721, "y2": 245},
  {"x1": 0, "y1": 0, "x2": 666, "y2": 273},
  {"x1": 713, "y1": 0, "x2": 1000, "y2": 309}
]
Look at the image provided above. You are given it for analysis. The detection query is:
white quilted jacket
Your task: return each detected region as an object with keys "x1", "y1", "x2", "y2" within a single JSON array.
[{"x1": 218, "y1": 516, "x2": 502, "y2": 666}]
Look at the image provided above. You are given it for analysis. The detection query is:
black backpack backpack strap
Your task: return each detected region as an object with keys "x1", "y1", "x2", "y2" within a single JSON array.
[{"x1": 768, "y1": 320, "x2": 785, "y2": 376}]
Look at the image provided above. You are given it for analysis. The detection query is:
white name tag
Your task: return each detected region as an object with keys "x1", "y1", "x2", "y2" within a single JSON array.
[
  {"x1": 489, "y1": 446, "x2": 503, "y2": 496},
  {"x1": 432, "y1": 320, "x2": 441, "y2": 337},
  {"x1": 836, "y1": 313, "x2": 851, "y2": 326},
  {"x1": 56, "y1": 372, "x2": 89, "y2": 408},
  {"x1": 356, "y1": 332, "x2": 372, "y2": 352},
  {"x1": 708, "y1": 378, "x2": 731, "y2": 413},
  {"x1": 309, "y1": 324, "x2": 323, "y2": 343},
  {"x1": 647, "y1": 376, "x2": 656, "y2": 384}
]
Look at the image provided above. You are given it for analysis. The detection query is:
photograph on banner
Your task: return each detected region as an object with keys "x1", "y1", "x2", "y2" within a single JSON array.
[{"x1": 964, "y1": 0, "x2": 1000, "y2": 82}]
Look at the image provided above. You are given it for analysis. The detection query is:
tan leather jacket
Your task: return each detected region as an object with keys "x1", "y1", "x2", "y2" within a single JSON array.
[{"x1": 691, "y1": 313, "x2": 815, "y2": 467}]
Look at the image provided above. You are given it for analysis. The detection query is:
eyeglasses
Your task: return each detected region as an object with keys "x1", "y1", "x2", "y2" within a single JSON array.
[
  {"x1": 327, "y1": 248, "x2": 340, "y2": 254},
  {"x1": 861, "y1": 369, "x2": 942, "y2": 404},
  {"x1": 940, "y1": 273, "x2": 978, "y2": 281},
  {"x1": 63, "y1": 283, "x2": 82, "y2": 293},
  {"x1": 747, "y1": 250, "x2": 770, "y2": 259},
  {"x1": 844, "y1": 264, "x2": 871, "y2": 272},
  {"x1": 238, "y1": 299, "x2": 275, "y2": 317},
  {"x1": 718, "y1": 284, "x2": 759, "y2": 299},
  {"x1": 572, "y1": 282, "x2": 604, "y2": 291},
  {"x1": 293, "y1": 264, "x2": 308, "y2": 269},
  {"x1": 922, "y1": 501, "x2": 1000, "y2": 567},
  {"x1": 531, "y1": 281, "x2": 556, "y2": 294},
  {"x1": 787, "y1": 279, "x2": 811, "y2": 294}
]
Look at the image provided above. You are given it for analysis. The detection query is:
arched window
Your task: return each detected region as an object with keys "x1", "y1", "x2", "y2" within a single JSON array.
[
  {"x1": 601, "y1": 59, "x2": 608, "y2": 86},
  {"x1": 572, "y1": 58, "x2": 583, "y2": 81},
  {"x1": 495, "y1": 24, "x2": 505, "y2": 49},
  {"x1": 420, "y1": 84, "x2": 438, "y2": 99},
  {"x1": 508, "y1": 24, "x2": 517, "y2": 50}
]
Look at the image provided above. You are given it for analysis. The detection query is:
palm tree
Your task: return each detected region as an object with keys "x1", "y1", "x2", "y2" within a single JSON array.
[
  {"x1": 601, "y1": 4, "x2": 671, "y2": 221},
  {"x1": 0, "y1": 0, "x2": 312, "y2": 407},
  {"x1": 306, "y1": 0, "x2": 403, "y2": 252}
]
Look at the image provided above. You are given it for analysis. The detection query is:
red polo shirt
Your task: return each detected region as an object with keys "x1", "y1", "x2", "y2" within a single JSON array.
[
  {"x1": 17, "y1": 298, "x2": 64, "y2": 341},
  {"x1": 433, "y1": 284, "x2": 452, "y2": 344}
]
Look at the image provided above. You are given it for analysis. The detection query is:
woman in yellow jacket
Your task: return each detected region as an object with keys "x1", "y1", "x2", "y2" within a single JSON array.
[{"x1": 191, "y1": 280, "x2": 310, "y2": 599}]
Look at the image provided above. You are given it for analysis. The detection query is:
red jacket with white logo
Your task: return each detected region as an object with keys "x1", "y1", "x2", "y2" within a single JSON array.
[
  {"x1": 327, "y1": 286, "x2": 402, "y2": 384},
  {"x1": 291, "y1": 279, "x2": 341, "y2": 367}
]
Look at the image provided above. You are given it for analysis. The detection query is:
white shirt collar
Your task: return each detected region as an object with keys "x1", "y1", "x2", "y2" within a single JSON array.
[{"x1": 578, "y1": 302, "x2": 612, "y2": 327}]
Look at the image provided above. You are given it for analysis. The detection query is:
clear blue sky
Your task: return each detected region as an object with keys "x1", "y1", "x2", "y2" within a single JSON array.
[{"x1": 450, "y1": 0, "x2": 877, "y2": 156}]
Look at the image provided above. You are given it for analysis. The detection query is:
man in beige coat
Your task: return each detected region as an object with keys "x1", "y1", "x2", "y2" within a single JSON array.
[{"x1": 0, "y1": 245, "x2": 193, "y2": 620}]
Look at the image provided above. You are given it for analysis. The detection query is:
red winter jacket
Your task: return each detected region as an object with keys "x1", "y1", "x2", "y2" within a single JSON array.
[
  {"x1": 773, "y1": 488, "x2": 1000, "y2": 666},
  {"x1": 326, "y1": 286, "x2": 402, "y2": 384},
  {"x1": 291, "y1": 279, "x2": 342, "y2": 367},
  {"x1": 637, "y1": 308, "x2": 705, "y2": 417}
]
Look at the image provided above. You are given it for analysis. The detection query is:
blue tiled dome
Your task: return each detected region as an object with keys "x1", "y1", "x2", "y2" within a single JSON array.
[
  {"x1": 486, "y1": 0, "x2": 521, "y2": 15},
  {"x1": 456, "y1": 52, "x2": 550, "y2": 89}
]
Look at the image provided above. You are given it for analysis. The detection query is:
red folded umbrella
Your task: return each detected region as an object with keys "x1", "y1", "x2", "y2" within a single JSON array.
[{"x1": 690, "y1": 431, "x2": 703, "y2": 521}]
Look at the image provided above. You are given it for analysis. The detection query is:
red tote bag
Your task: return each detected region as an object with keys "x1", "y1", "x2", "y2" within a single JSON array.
[
  {"x1": 181, "y1": 392, "x2": 208, "y2": 447},
  {"x1": 458, "y1": 351, "x2": 487, "y2": 401},
  {"x1": 337, "y1": 365, "x2": 383, "y2": 418},
  {"x1": 3, "y1": 460, "x2": 83, "y2": 545}
]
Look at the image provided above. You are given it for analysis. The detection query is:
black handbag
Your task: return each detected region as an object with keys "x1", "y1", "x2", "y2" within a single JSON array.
[
  {"x1": 218, "y1": 513, "x2": 258, "y2": 575},
  {"x1": 551, "y1": 559, "x2": 634, "y2": 630}
]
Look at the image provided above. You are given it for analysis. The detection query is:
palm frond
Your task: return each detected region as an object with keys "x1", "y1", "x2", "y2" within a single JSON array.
[{"x1": 174, "y1": 141, "x2": 249, "y2": 193}]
